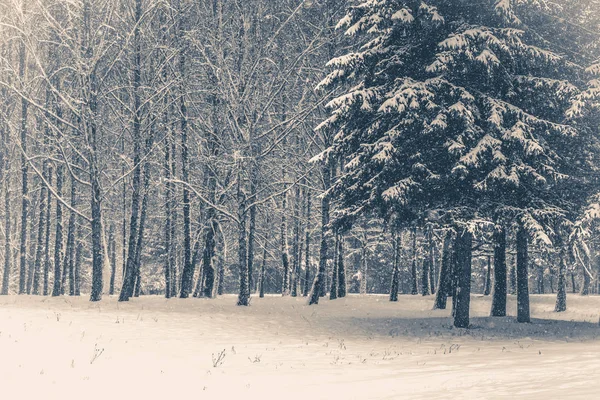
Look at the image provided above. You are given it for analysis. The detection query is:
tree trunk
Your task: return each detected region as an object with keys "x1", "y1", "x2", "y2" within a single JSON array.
[
  {"x1": 74, "y1": 222, "x2": 82, "y2": 296},
  {"x1": 329, "y1": 232, "x2": 339, "y2": 300},
  {"x1": 302, "y1": 188, "x2": 311, "y2": 297},
  {"x1": 178, "y1": 14, "x2": 192, "y2": 299},
  {"x1": 428, "y1": 225, "x2": 436, "y2": 295},
  {"x1": 483, "y1": 256, "x2": 492, "y2": 296},
  {"x1": 509, "y1": 256, "x2": 517, "y2": 295},
  {"x1": 52, "y1": 165, "x2": 64, "y2": 297},
  {"x1": 42, "y1": 166, "x2": 53, "y2": 296},
  {"x1": 491, "y1": 224, "x2": 506, "y2": 316},
  {"x1": 236, "y1": 168, "x2": 250, "y2": 306},
  {"x1": 32, "y1": 163, "x2": 48, "y2": 295},
  {"x1": 453, "y1": 228, "x2": 472, "y2": 328},
  {"x1": 433, "y1": 230, "x2": 453, "y2": 310},
  {"x1": 259, "y1": 241, "x2": 267, "y2": 298},
  {"x1": 65, "y1": 170, "x2": 77, "y2": 296},
  {"x1": 337, "y1": 235, "x2": 346, "y2": 298},
  {"x1": 410, "y1": 227, "x2": 418, "y2": 295},
  {"x1": 18, "y1": 31, "x2": 29, "y2": 295},
  {"x1": 280, "y1": 179, "x2": 290, "y2": 296},
  {"x1": 309, "y1": 162, "x2": 331, "y2": 305},
  {"x1": 109, "y1": 224, "x2": 116, "y2": 295},
  {"x1": 389, "y1": 233, "x2": 400, "y2": 302},
  {"x1": 516, "y1": 224, "x2": 530, "y2": 323},
  {"x1": 555, "y1": 243, "x2": 567, "y2": 312}
]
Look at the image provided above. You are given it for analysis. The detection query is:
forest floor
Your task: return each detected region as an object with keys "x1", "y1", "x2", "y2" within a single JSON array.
[{"x1": 0, "y1": 293, "x2": 599, "y2": 399}]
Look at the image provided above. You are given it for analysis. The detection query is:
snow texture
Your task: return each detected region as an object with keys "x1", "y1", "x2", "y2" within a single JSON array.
[{"x1": 1, "y1": 294, "x2": 599, "y2": 399}]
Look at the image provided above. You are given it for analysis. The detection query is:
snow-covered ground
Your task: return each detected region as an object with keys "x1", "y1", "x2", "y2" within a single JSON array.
[{"x1": 1, "y1": 293, "x2": 599, "y2": 399}]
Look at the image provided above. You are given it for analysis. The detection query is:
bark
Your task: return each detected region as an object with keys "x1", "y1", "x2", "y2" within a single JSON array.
[
  {"x1": 453, "y1": 228, "x2": 472, "y2": 329},
  {"x1": 291, "y1": 178, "x2": 301, "y2": 297},
  {"x1": 52, "y1": 165, "x2": 64, "y2": 297},
  {"x1": 179, "y1": 12, "x2": 193, "y2": 299},
  {"x1": 389, "y1": 233, "x2": 401, "y2": 302},
  {"x1": 433, "y1": 230, "x2": 453, "y2": 310},
  {"x1": 410, "y1": 227, "x2": 418, "y2": 295},
  {"x1": 509, "y1": 256, "x2": 517, "y2": 295},
  {"x1": 65, "y1": 169, "x2": 77, "y2": 296},
  {"x1": 18, "y1": 31, "x2": 29, "y2": 295},
  {"x1": 337, "y1": 235, "x2": 346, "y2": 298},
  {"x1": 236, "y1": 169, "x2": 250, "y2": 306},
  {"x1": 32, "y1": 163, "x2": 48, "y2": 295},
  {"x1": 132, "y1": 134, "x2": 154, "y2": 298},
  {"x1": 42, "y1": 166, "x2": 53, "y2": 296},
  {"x1": 491, "y1": 225, "x2": 507, "y2": 316},
  {"x1": 109, "y1": 224, "x2": 116, "y2": 295},
  {"x1": 313, "y1": 163, "x2": 332, "y2": 303},
  {"x1": 428, "y1": 226, "x2": 436, "y2": 295},
  {"x1": 516, "y1": 224, "x2": 530, "y2": 323},
  {"x1": 259, "y1": 241, "x2": 267, "y2": 298},
  {"x1": 119, "y1": 0, "x2": 143, "y2": 302},
  {"x1": 302, "y1": 189, "x2": 311, "y2": 297},
  {"x1": 483, "y1": 256, "x2": 492, "y2": 296},
  {"x1": 280, "y1": 177, "x2": 290, "y2": 296},
  {"x1": 537, "y1": 262, "x2": 545, "y2": 295},
  {"x1": 74, "y1": 222, "x2": 82, "y2": 296},
  {"x1": 330, "y1": 232, "x2": 339, "y2": 300}
]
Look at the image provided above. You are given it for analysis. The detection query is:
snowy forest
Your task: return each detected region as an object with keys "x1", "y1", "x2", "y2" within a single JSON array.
[
  {"x1": 1, "y1": 0, "x2": 600, "y2": 327},
  {"x1": 2, "y1": 0, "x2": 600, "y2": 398}
]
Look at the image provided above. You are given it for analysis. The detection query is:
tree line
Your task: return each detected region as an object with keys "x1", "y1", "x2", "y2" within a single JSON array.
[{"x1": 1, "y1": 0, "x2": 600, "y2": 328}]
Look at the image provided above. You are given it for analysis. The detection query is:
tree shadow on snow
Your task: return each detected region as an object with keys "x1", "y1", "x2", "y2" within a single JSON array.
[{"x1": 343, "y1": 316, "x2": 600, "y2": 342}]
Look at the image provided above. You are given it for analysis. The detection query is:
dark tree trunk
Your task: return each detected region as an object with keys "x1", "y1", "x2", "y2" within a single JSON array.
[
  {"x1": 483, "y1": 256, "x2": 492, "y2": 296},
  {"x1": 259, "y1": 241, "x2": 267, "y2": 298},
  {"x1": 120, "y1": 0, "x2": 143, "y2": 302},
  {"x1": 427, "y1": 225, "x2": 436, "y2": 295},
  {"x1": 42, "y1": 166, "x2": 53, "y2": 296},
  {"x1": 65, "y1": 170, "x2": 77, "y2": 296},
  {"x1": 555, "y1": 241, "x2": 567, "y2": 312},
  {"x1": 32, "y1": 163, "x2": 48, "y2": 295},
  {"x1": 570, "y1": 272, "x2": 576, "y2": 294},
  {"x1": 509, "y1": 256, "x2": 517, "y2": 295},
  {"x1": 389, "y1": 234, "x2": 400, "y2": 302},
  {"x1": 453, "y1": 228, "x2": 472, "y2": 329},
  {"x1": 179, "y1": 32, "x2": 192, "y2": 299},
  {"x1": 201, "y1": 219, "x2": 218, "y2": 298},
  {"x1": 410, "y1": 227, "x2": 418, "y2": 295},
  {"x1": 132, "y1": 134, "x2": 154, "y2": 298},
  {"x1": 109, "y1": 224, "x2": 116, "y2": 295},
  {"x1": 433, "y1": 230, "x2": 453, "y2": 310},
  {"x1": 74, "y1": 222, "x2": 82, "y2": 296},
  {"x1": 164, "y1": 130, "x2": 173, "y2": 298},
  {"x1": 291, "y1": 179, "x2": 301, "y2": 297},
  {"x1": 536, "y1": 262, "x2": 544, "y2": 294},
  {"x1": 302, "y1": 188, "x2": 311, "y2": 297},
  {"x1": 337, "y1": 235, "x2": 346, "y2": 298},
  {"x1": 491, "y1": 225, "x2": 507, "y2": 316},
  {"x1": 516, "y1": 224, "x2": 530, "y2": 323},
  {"x1": 330, "y1": 232, "x2": 339, "y2": 300},
  {"x1": 18, "y1": 37, "x2": 29, "y2": 295},
  {"x1": 52, "y1": 165, "x2": 64, "y2": 297},
  {"x1": 236, "y1": 170, "x2": 250, "y2": 306},
  {"x1": 280, "y1": 181, "x2": 290, "y2": 296}
]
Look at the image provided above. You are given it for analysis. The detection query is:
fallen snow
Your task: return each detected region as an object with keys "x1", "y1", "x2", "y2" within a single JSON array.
[{"x1": 1, "y1": 294, "x2": 599, "y2": 399}]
